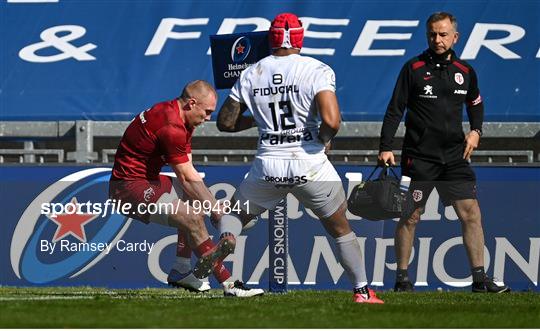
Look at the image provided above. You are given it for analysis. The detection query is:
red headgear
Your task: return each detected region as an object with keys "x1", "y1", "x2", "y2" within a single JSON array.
[{"x1": 269, "y1": 13, "x2": 304, "y2": 50}]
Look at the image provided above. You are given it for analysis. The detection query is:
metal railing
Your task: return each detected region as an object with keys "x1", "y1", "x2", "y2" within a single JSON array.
[
  {"x1": 1, "y1": 121, "x2": 539, "y2": 164},
  {"x1": 0, "y1": 141, "x2": 64, "y2": 163},
  {"x1": 100, "y1": 148, "x2": 535, "y2": 165},
  {"x1": 0, "y1": 149, "x2": 65, "y2": 163}
]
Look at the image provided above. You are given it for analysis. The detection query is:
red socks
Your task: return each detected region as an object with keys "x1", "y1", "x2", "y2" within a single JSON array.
[
  {"x1": 213, "y1": 262, "x2": 231, "y2": 283},
  {"x1": 176, "y1": 230, "x2": 192, "y2": 258},
  {"x1": 192, "y1": 237, "x2": 231, "y2": 283}
]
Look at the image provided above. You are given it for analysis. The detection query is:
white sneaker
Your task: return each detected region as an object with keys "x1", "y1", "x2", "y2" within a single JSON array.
[
  {"x1": 167, "y1": 269, "x2": 210, "y2": 293},
  {"x1": 223, "y1": 280, "x2": 264, "y2": 297}
]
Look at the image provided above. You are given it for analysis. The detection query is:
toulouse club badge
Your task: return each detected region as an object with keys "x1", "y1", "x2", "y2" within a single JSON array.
[{"x1": 454, "y1": 72, "x2": 464, "y2": 85}]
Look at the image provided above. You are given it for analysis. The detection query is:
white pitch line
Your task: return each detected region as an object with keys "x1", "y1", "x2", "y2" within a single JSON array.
[
  {"x1": 0, "y1": 293, "x2": 225, "y2": 301},
  {"x1": 0, "y1": 296, "x2": 94, "y2": 301}
]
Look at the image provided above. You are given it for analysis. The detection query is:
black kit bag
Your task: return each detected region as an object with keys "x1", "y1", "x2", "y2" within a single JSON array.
[{"x1": 347, "y1": 165, "x2": 415, "y2": 221}]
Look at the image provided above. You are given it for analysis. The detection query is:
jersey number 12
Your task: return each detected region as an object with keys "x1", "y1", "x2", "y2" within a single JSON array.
[{"x1": 269, "y1": 101, "x2": 296, "y2": 131}]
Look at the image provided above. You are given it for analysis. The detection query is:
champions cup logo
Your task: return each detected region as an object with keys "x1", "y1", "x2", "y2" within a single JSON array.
[
  {"x1": 10, "y1": 168, "x2": 131, "y2": 284},
  {"x1": 231, "y1": 36, "x2": 251, "y2": 63}
]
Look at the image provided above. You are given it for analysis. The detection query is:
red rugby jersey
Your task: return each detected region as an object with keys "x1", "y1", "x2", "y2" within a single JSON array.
[{"x1": 111, "y1": 99, "x2": 193, "y2": 180}]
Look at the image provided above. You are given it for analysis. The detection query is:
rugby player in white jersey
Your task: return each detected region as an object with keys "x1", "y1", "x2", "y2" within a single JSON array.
[{"x1": 214, "y1": 13, "x2": 384, "y2": 304}]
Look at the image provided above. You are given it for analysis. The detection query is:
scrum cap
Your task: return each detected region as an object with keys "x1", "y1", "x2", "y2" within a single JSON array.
[{"x1": 269, "y1": 13, "x2": 304, "y2": 50}]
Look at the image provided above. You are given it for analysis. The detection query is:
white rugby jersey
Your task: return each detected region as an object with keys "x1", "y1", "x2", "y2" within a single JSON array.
[{"x1": 230, "y1": 54, "x2": 336, "y2": 158}]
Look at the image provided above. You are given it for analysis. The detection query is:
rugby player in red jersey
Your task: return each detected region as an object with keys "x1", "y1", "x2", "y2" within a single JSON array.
[{"x1": 109, "y1": 80, "x2": 262, "y2": 297}]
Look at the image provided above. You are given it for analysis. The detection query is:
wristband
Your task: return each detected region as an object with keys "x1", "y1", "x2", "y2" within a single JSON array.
[{"x1": 473, "y1": 128, "x2": 483, "y2": 137}]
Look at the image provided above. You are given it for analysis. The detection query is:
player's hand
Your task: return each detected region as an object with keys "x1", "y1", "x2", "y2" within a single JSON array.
[
  {"x1": 378, "y1": 151, "x2": 395, "y2": 166},
  {"x1": 463, "y1": 130, "x2": 480, "y2": 160}
]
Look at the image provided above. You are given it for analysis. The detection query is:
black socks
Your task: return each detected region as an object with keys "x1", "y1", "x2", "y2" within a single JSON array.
[
  {"x1": 396, "y1": 269, "x2": 410, "y2": 283},
  {"x1": 472, "y1": 266, "x2": 486, "y2": 283}
]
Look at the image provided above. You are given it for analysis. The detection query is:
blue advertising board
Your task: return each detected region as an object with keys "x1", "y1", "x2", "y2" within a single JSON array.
[
  {"x1": 1, "y1": 1, "x2": 539, "y2": 121},
  {"x1": 1, "y1": 165, "x2": 539, "y2": 291},
  {"x1": 210, "y1": 31, "x2": 270, "y2": 89}
]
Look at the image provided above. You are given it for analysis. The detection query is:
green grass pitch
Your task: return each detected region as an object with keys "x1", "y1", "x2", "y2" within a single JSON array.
[{"x1": 0, "y1": 287, "x2": 538, "y2": 328}]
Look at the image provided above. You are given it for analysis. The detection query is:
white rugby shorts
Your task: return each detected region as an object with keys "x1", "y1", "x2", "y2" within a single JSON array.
[{"x1": 234, "y1": 156, "x2": 346, "y2": 218}]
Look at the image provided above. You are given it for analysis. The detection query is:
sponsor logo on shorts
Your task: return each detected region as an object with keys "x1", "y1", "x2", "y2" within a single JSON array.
[
  {"x1": 143, "y1": 187, "x2": 155, "y2": 202},
  {"x1": 326, "y1": 187, "x2": 334, "y2": 198},
  {"x1": 265, "y1": 175, "x2": 307, "y2": 185}
]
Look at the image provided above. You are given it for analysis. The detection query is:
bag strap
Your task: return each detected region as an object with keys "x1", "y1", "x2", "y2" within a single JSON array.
[
  {"x1": 378, "y1": 164, "x2": 400, "y2": 180},
  {"x1": 387, "y1": 166, "x2": 400, "y2": 179},
  {"x1": 366, "y1": 164, "x2": 400, "y2": 181},
  {"x1": 365, "y1": 165, "x2": 380, "y2": 181}
]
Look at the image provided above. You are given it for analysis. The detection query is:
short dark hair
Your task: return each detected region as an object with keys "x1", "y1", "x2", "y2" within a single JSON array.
[{"x1": 426, "y1": 12, "x2": 458, "y2": 32}]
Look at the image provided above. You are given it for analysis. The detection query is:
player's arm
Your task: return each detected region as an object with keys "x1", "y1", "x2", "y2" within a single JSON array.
[
  {"x1": 463, "y1": 67, "x2": 484, "y2": 160},
  {"x1": 217, "y1": 97, "x2": 255, "y2": 132},
  {"x1": 378, "y1": 63, "x2": 410, "y2": 166},
  {"x1": 316, "y1": 90, "x2": 341, "y2": 147},
  {"x1": 159, "y1": 126, "x2": 221, "y2": 221},
  {"x1": 171, "y1": 160, "x2": 221, "y2": 222}
]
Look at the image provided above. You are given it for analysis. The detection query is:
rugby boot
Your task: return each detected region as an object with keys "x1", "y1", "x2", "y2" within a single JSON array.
[
  {"x1": 223, "y1": 280, "x2": 264, "y2": 297},
  {"x1": 353, "y1": 287, "x2": 384, "y2": 304},
  {"x1": 472, "y1": 276, "x2": 511, "y2": 293},
  {"x1": 167, "y1": 269, "x2": 210, "y2": 293},
  {"x1": 193, "y1": 234, "x2": 236, "y2": 279},
  {"x1": 394, "y1": 280, "x2": 414, "y2": 292}
]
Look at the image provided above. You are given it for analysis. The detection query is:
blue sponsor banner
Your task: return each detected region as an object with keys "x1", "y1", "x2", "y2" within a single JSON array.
[
  {"x1": 1, "y1": 1, "x2": 538, "y2": 121},
  {"x1": 1, "y1": 165, "x2": 539, "y2": 291}
]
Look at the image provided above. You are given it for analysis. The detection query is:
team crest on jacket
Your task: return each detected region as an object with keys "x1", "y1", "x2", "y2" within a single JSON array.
[
  {"x1": 412, "y1": 189, "x2": 423, "y2": 202},
  {"x1": 454, "y1": 72, "x2": 464, "y2": 85}
]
